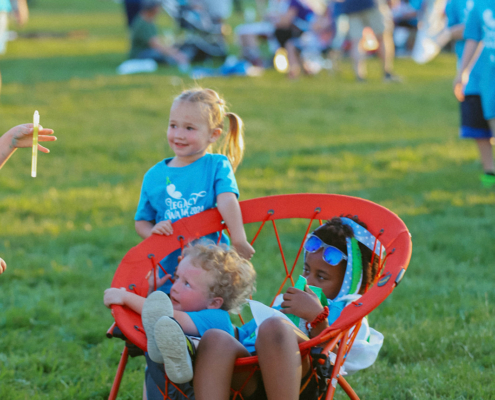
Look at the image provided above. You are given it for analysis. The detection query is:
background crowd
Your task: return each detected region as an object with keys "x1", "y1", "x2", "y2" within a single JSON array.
[{"x1": 117, "y1": 0, "x2": 435, "y2": 80}]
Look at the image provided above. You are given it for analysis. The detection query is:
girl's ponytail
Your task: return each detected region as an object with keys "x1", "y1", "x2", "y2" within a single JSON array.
[{"x1": 223, "y1": 112, "x2": 245, "y2": 172}]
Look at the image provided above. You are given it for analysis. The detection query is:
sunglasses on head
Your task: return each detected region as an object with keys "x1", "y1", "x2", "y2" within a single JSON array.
[{"x1": 303, "y1": 234, "x2": 348, "y2": 266}]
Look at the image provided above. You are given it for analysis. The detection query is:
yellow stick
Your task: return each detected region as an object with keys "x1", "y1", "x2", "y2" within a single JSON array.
[{"x1": 31, "y1": 110, "x2": 39, "y2": 178}]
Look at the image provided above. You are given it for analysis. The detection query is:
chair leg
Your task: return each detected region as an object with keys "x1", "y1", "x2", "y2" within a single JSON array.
[
  {"x1": 108, "y1": 345, "x2": 129, "y2": 400},
  {"x1": 337, "y1": 375, "x2": 360, "y2": 400},
  {"x1": 325, "y1": 330, "x2": 349, "y2": 399}
]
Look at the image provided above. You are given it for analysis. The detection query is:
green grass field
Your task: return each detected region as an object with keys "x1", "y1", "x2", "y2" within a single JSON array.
[{"x1": 1, "y1": 1, "x2": 494, "y2": 399}]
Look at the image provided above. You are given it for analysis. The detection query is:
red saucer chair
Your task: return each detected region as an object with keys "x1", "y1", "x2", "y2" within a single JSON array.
[{"x1": 107, "y1": 193, "x2": 412, "y2": 400}]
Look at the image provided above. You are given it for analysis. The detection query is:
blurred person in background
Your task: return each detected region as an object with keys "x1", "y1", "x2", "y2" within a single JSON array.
[
  {"x1": 452, "y1": 0, "x2": 495, "y2": 187},
  {"x1": 0, "y1": 0, "x2": 28, "y2": 94},
  {"x1": 273, "y1": 0, "x2": 324, "y2": 78},
  {"x1": 203, "y1": 0, "x2": 233, "y2": 22},
  {"x1": 0, "y1": 0, "x2": 28, "y2": 54},
  {"x1": 273, "y1": 0, "x2": 315, "y2": 50},
  {"x1": 123, "y1": 0, "x2": 142, "y2": 28},
  {"x1": 339, "y1": 0, "x2": 400, "y2": 82},
  {"x1": 235, "y1": 0, "x2": 291, "y2": 66},
  {"x1": 235, "y1": 0, "x2": 329, "y2": 76},
  {"x1": 129, "y1": 0, "x2": 189, "y2": 67},
  {"x1": 391, "y1": 0, "x2": 419, "y2": 56},
  {"x1": 284, "y1": 1, "x2": 333, "y2": 79}
]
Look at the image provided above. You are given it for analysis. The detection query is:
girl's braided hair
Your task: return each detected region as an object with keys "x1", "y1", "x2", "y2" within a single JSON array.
[{"x1": 312, "y1": 215, "x2": 378, "y2": 294}]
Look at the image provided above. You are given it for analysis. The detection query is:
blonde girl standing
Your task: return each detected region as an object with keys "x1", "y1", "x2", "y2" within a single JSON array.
[{"x1": 135, "y1": 88, "x2": 255, "y2": 293}]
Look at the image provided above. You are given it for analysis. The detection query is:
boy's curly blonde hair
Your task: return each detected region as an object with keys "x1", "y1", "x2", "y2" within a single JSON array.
[{"x1": 183, "y1": 241, "x2": 256, "y2": 312}]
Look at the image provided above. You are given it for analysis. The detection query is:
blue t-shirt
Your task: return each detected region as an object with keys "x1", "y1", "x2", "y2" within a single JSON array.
[
  {"x1": 186, "y1": 308, "x2": 235, "y2": 337},
  {"x1": 0, "y1": 0, "x2": 12, "y2": 12},
  {"x1": 135, "y1": 153, "x2": 239, "y2": 223},
  {"x1": 464, "y1": 0, "x2": 495, "y2": 78},
  {"x1": 409, "y1": 0, "x2": 424, "y2": 11},
  {"x1": 340, "y1": 0, "x2": 374, "y2": 15},
  {"x1": 237, "y1": 300, "x2": 346, "y2": 353},
  {"x1": 446, "y1": 0, "x2": 484, "y2": 95},
  {"x1": 136, "y1": 153, "x2": 239, "y2": 292}
]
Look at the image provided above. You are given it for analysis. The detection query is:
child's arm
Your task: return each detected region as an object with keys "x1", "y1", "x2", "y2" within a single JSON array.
[
  {"x1": 0, "y1": 258, "x2": 6, "y2": 275},
  {"x1": 279, "y1": 286, "x2": 329, "y2": 337},
  {"x1": 448, "y1": 23, "x2": 465, "y2": 41},
  {"x1": 104, "y1": 288, "x2": 146, "y2": 314},
  {"x1": 103, "y1": 288, "x2": 201, "y2": 336},
  {"x1": 216, "y1": 192, "x2": 255, "y2": 260},
  {"x1": 103, "y1": 268, "x2": 171, "y2": 313},
  {"x1": 103, "y1": 270, "x2": 201, "y2": 335},
  {"x1": 148, "y1": 37, "x2": 189, "y2": 65},
  {"x1": 454, "y1": 39, "x2": 481, "y2": 101},
  {"x1": 135, "y1": 220, "x2": 173, "y2": 239}
]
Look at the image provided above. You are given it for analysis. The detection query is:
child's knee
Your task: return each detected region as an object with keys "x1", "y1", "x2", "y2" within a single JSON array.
[
  {"x1": 256, "y1": 317, "x2": 294, "y2": 349},
  {"x1": 198, "y1": 329, "x2": 249, "y2": 362},
  {"x1": 199, "y1": 329, "x2": 237, "y2": 353}
]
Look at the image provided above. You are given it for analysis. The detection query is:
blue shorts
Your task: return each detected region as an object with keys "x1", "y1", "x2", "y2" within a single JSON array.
[
  {"x1": 145, "y1": 353, "x2": 194, "y2": 400},
  {"x1": 460, "y1": 95, "x2": 493, "y2": 139}
]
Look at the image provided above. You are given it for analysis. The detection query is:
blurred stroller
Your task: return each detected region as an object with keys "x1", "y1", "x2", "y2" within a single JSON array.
[{"x1": 162, "y1": 0, "x2": 228, "y2": 62}]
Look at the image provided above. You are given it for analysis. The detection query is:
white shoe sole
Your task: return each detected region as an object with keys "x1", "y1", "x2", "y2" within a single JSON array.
[
  {"x1": 141, "y1": 291, "x2": 173, "y2": 363},
  {"x1": 155, "y1": 316, "x2": 193, "y2": 384}
]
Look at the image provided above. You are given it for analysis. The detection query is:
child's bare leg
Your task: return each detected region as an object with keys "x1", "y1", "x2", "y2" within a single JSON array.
[
  {"x1": 255, "y1": 318, "x2": 311, "y2": 400},
  {"x1": 350, "y1": 38, "x2": 366, "y2": 79},
  {"x1": 476, "y1": 138, "x2": 495, "y2": 173},
  {"x1": 286, "y1": 41, "x2": 301, "y2": 79},
  {"x1": 194, "y1": 329, "x2": 257, "y2": 400},
  {"x1": 376, "y1": 31, "x2": 395, "y2": 75}
]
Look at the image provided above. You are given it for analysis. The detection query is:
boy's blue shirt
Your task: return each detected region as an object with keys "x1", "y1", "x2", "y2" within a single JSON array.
[
  {"x1": 185, "y1": 308, "x2": 235, "y2": 337},
  {"x1": 446, "y1": 0, "x2": 484, "y2": 95}
]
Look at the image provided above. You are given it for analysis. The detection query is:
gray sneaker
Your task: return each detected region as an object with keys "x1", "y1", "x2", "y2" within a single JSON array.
[
  {"x1": 142, "y1": 291, "x2": 173, "y2": 363},
  {"x1": 155, "y1": 316, "x2": 195, "y2": 384}
]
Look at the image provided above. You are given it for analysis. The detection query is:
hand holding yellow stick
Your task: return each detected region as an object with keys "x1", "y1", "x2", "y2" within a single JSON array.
[{"x1": 0, "y1": 121, "x2": 56, "y2": 170}]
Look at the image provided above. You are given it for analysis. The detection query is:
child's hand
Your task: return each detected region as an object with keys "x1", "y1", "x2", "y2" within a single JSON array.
[
  {"x1": 103, "y1": 287, "x2": 129, "y2": 308},
  {"x1": 453, "y1": 73, "x2": 466, "y2": 102},
  {"x1": 232, "y1": 239, "x2": 255, "y2": 260},
  {"x1": 0, "y1": 258, "x2": 6, "y2": 275},
  {"x1": 8, "y1": 124, "x2": 56, "y2": 153},
  {"x1": 146, "y1": 269, "x2": 172, "y2": 296},
  {"x1": 280, "y1": 286, "x2": 324, "y2": 322},
  {"x1": 151, "y1": 220, "x2": 173, "y2": 236}
]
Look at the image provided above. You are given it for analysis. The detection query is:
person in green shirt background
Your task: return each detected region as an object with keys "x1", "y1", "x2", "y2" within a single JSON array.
[{"x1": 129, "y1": 0, "x2": 189, "y2": 67}]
